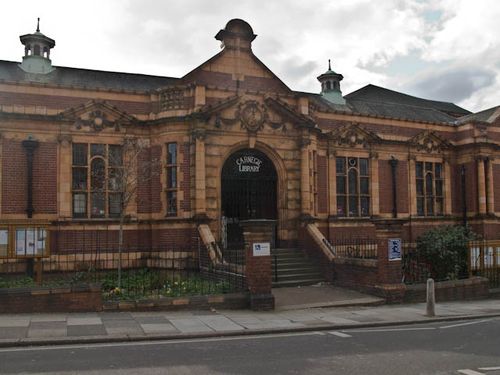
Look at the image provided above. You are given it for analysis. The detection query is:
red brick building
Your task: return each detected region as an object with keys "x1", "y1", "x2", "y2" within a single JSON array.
[{"x1": 0, "y1": 19, "x2": 499, "y2": 275}]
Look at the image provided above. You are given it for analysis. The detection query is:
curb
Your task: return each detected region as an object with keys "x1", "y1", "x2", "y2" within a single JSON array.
[{"x1": 1, "y1": 312, "x2": 499, "y2": 349}]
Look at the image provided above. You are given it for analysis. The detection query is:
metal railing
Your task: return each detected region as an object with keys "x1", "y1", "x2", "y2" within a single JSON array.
[
  {"x1": 0, "y1": 241, "x2": 246, "y2": 300},
  {"x1": 330, "y1": 238, "x2": 378, "y2": 259},
  {"x1": 468, "y1": 240, "x2": 500, "y2": 287}
]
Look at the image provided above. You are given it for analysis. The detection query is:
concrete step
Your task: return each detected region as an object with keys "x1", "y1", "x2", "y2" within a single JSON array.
[
  {"x1": 273, "y1": 272, "x2": 324, "y2": 282},
  {"x1": 272, "y1": 278, "x2": 325, "y2": 288}
]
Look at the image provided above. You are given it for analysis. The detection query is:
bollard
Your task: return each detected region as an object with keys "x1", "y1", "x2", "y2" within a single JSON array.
[{"x1": 426, "y1": 278, "x2": 435, "y2": 317}]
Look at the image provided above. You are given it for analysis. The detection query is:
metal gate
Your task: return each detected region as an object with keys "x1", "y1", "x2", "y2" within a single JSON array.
[{"x1": 221, "y1": 149, "x2": 277, "y2": 250}]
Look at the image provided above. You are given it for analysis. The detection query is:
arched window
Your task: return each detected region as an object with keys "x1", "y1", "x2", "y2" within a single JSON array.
[
  {"x1": 72, "y1": 143, "x2": 123, "y2": 218},
  {"x1": 336, "y1": 157, "x2": 370, "y2": 217},
  {"x1": 416, "y1": 161, "x2": 443, "y2": 216}
]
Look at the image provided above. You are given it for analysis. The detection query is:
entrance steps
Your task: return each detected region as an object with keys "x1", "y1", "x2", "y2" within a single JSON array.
[{"x1": 271, "y1": 248, "x2": 325, "y2": 288}]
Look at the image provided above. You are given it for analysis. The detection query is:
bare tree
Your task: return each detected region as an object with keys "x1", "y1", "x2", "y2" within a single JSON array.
[{"x1": 106, "y1": 136, "x2": 162, "y2": 289}]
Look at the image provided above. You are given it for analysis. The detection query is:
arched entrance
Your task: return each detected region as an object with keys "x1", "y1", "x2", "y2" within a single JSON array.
[{"x1": 221, "y1": 148, "x2": 278, "y2": 249}]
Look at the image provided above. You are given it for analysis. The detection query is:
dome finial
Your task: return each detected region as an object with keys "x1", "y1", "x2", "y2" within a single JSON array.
[
  {"x1": 328, "y1": 59, "x2": 331, "y2": 71},
  {"x1": 36, "y1": 17, "x2": 40, "y2": 32}
]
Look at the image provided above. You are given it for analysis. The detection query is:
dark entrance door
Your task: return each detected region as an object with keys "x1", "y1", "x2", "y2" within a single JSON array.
[{"x1": 221, "y1": 149, "x2": 277, "y2": 249}]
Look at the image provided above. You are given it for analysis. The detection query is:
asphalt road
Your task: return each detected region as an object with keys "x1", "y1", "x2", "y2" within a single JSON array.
[{"x1": 0, "y1": 318, "x2": 499, "y2": 375}]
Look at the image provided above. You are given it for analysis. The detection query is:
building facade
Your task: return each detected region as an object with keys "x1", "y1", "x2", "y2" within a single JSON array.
[{"x1": 0, "y1": 19, "x2": 499, "y2": 263}]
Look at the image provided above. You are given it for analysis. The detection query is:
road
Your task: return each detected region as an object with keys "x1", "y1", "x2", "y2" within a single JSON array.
[{"x1": 0, "y1": 318, "x2": 499, "y2": 374}]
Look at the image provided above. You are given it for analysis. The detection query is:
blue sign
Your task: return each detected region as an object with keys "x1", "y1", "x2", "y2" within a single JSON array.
[{"x1": 388, "y1": 238, "x2": 402, "y2": 261}]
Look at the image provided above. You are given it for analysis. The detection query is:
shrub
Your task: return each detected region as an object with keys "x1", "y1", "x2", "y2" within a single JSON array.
[{"x1": 416, "y1": 225, "x2": 475, "y2": 281}]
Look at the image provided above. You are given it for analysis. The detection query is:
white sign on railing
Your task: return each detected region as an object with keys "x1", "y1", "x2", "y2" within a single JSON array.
[{"x1": 253, "y1": 242, "x2": 270, "y2": 257}]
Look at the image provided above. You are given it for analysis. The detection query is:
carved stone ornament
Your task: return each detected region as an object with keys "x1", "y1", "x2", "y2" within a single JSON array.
[
  {"x1": 236, "y1": 100, "x2": 268, "y2": 133},
  {"x1": 329, "y1": 123, "x2": 379, "y2": 148},
  {"x1": 410, "y1": 131, "x2": 450, "y2": 153},
  {"x1": 191, "y1": 128, "x2": 206, "y2": 141},
  {"x1": 75, "y1": 110, "x2": 120, "y2": 132}
]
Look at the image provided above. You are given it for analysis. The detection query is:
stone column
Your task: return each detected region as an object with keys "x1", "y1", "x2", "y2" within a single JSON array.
[
  {"x1": 58, "y1": 135, "x2": 72, "y2": 218},
  {"x1": 477, "y1": 157, "x2": 487, "y2": 214},
  {"x1": 486, "y1": 157, "x2": 495, "y2": 214},
  {"x1": 300, "y1": 137, "x2": 311, "y2": 216},
  {"x1": 373, "y1": 219, "x2": 407, "y2": 302},
  {"x1": 408, "y1": 157, "x2": 417, "y2": 216},
  {"x1": 327, "y1": 147, "x2": 337, "y2": 216},
  {"x1": 370, "y1": 152, "x2": 379, "y2": 217},
  {"x1": 241, "y1": 219, "x2": 276, "y2": 310},
  {"x1": 193, "y1": 127, "x2": 207, "y2": 217}
]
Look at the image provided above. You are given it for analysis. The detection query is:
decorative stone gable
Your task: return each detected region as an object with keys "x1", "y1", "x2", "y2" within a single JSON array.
[
  {"x1": 328, "y1": 123, "x2": 380, "y2": 148},
  {"x1": 60, "y1": 100, "x2": 137, "y2": 132},
  {"x1": 409, "y1": 130, "x2": 451, "y2": 153}
]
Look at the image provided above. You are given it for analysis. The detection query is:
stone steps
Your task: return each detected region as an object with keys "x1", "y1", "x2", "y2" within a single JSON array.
[{"x1": 271, "y1": 248, "x2": 325, "y2": 288}]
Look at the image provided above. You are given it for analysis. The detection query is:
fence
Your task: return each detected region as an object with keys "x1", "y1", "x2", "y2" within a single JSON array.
[
  {"x1": 0, "y1": 238, "x2": 247, "y2": 300},
  {"x1": 468, "y1": 240, "x2": 500, "y2": 288},
  {"x1": 330, "y1": 238, "x2": 378, "y2": 259}
]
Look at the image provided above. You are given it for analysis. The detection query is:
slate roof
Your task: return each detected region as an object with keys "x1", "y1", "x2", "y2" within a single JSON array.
[
  {"x1": 0, "y1": 60, "x2": 178, "y2": 92},
  {"x1": 345, "y1": 84, "x2": 471, "y2": 123},
  {"x1": 456, "y1": 105, "x2": 500, "y2": 124}
]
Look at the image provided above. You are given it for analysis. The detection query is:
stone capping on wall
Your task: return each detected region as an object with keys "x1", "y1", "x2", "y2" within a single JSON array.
[
  {"x1": 403, "y1": 276, "x2": 490, "y2": 303},
  {"x1": 0, "y1": 283, "x2": 250, "y2": 313},
  {"x1": 103, "y1": 292, "x2": 249, "y2": 311},
  {"x1": 0, "y1": 283, "x2": 102, "y2": 313},
  {"x1": 333, "y1": 257, "x2": 378, "y2": 268}
]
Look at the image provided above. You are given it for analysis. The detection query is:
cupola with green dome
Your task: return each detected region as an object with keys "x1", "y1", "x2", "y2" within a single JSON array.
[
  {"x1": 19, "y1": 18, "x2": 56, "y2": 74},
  {"x1": 317, "y1": 60, "x2": 345, "y2": 105}
]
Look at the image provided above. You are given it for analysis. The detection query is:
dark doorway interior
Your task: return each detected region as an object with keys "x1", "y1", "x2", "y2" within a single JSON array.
[{"x1": 221, "y1": 149, "x2": 277, "y2": 249}]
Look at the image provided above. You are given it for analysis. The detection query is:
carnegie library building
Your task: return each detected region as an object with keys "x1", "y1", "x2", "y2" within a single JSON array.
[{"x1": 0, "y1": 19, "x2": 499, "y2": 294}]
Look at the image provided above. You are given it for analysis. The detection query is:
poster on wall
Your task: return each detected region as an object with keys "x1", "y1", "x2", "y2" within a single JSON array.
[{"x1": 388, "y1": 238, "x2": 402, "y2": 261}]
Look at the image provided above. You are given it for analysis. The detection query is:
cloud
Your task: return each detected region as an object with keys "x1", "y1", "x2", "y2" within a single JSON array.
[{"x1": 405, "y1": 66, "x2": 496, "y2": 103}]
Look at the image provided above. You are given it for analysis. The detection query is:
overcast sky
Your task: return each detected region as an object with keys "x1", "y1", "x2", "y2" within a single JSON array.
[{"x1": 1, "y1": 0, "x2": 499, "y2": 113}]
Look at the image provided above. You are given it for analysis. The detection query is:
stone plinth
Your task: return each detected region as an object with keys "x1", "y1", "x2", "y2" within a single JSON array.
[{"x1": 241, "y1": 219, "x2": 276, "y2": 310}]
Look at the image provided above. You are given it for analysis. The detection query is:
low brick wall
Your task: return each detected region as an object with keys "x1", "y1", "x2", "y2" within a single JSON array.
[
  {"x1": 333, "y1": 257, "x2": 378, "y2": 290},
  {"x1": 103, "y1": 292, "x2": 249, "y2": 311},
  {"x1": 403, "y1": 277, "x2": 490, "y2": 303},
  {"x1": 0, "y1": 284, "x2": 102, "y2": 313}
]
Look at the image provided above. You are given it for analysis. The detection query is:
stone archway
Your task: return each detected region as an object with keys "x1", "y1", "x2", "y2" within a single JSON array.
[{"x1": 221, "y1": 148, "x2": 278, "y2": 249}]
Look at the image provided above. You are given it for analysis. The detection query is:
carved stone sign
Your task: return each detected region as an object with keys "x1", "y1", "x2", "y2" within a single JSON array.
[{"x1": 236, "y1": 155, "x2": 262, "y2": 172}]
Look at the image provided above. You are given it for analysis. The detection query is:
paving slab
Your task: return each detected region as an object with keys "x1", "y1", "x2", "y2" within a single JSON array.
[
  {"x1": 67, "y1": 317, "x2": 102, "y2": 326},
  {"x1": 169, "y1": 318, "x2": 213, "y2": 333},
  {"x1": 141, "y1": 323, "x2": 178, "y2": 334},
  {"x1": 67, "y1": 324, "x2": 107, "y2": 337},
  {"x1": 0, "y1": 318, "x2": 30, "y2": 327},
  {"x1": 196, "y1": 315, "x2": 245, "y2": 331},
  {"x1": 0, "y1": 327, "x2": 27, "y2": 339}
]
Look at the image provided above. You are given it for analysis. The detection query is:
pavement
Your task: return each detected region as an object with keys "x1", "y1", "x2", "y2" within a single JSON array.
[{"x1": 0, "y1": 285, "x2": 499, "y2": 348}]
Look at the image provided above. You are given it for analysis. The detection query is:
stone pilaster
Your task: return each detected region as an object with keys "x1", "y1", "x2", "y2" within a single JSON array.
[
  {"x1": 327, "y1": 147, "x2": 337, "y2": 216},
  {"x1": 57, "y1": 135, "x2": 72, "y2": 218},
  {"x1": 408, "y1": 156, "x2": 417, "y2": 216},
  {"x1": 192, "y1": 127, "x2": 207, "y2": 217},
  {"x1": 300, "y1": 137, "x2": 311, "y2": 216},
  {"x1": 477, "y1": 157, "x2": 487, "y2": 214},
  {"x1": 486, "y1": 157, "x2": 495, "y2": 214}
]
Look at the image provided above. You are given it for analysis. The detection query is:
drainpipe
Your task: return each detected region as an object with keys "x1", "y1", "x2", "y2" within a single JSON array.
[{"x1": 22, "y1": 137, "x2": 39, "y2": 218}]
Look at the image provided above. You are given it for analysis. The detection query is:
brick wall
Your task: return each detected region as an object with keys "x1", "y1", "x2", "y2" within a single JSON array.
[
  {"x1": 33, "y1": 142, "x2": 58, "y2": 214},
  {"x1": 2, "y1": 140, "x2": 26, "y2": 214},
  {"x1": 51, "y1": 228, "x2": 153, "y2": 253},
  {"x1": 379, "y1": 160, "x2": 408, "y2": 214},
  {"x1": 2, "y1": 140, "x2": 57, "y2": 215},
  {"x1": 0, "y1": 284, "x2": 102, "y2": 313},
  {"x1": 137, "y1": 146, "x2": 162, "y2": 214},
  {"x1": 403, "y1": 277, "x2": 489, "y2": 303}
]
